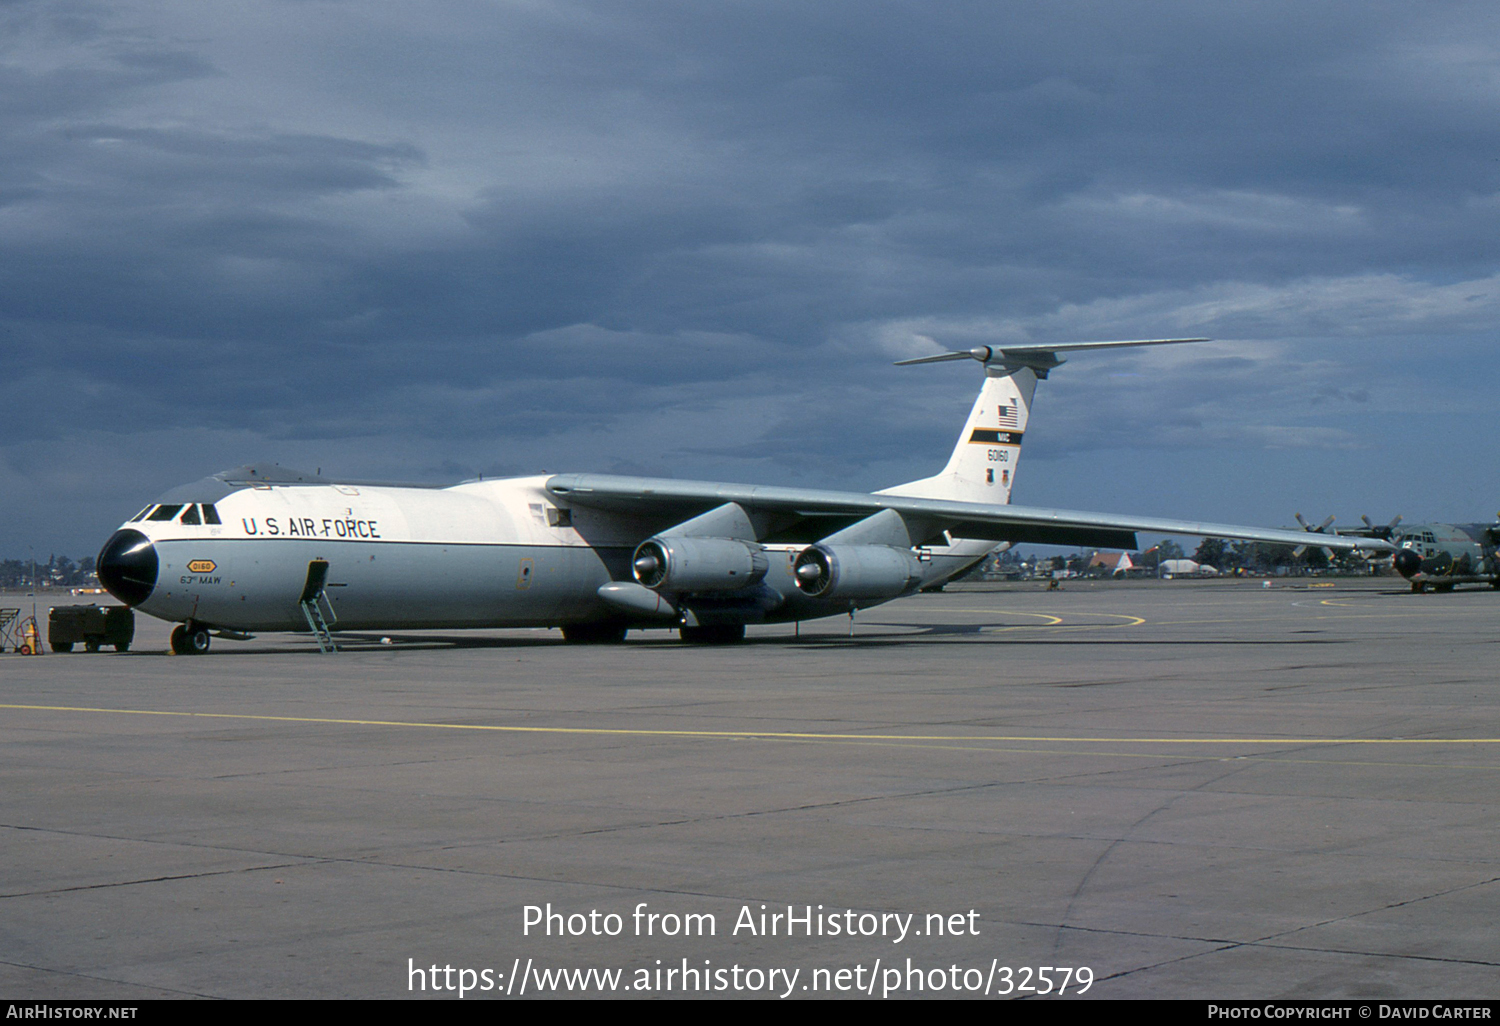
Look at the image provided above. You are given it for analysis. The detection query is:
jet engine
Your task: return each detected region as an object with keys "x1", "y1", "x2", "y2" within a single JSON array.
[
  {"x1": 792, "y1": 544, "x2": 923, "y2": 601},
  {"x1": 632, "y1": 537, "x2": 769, "y2": 593}
]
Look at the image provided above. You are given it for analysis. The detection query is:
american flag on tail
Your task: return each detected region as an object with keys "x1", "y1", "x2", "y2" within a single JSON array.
[{"x1": 996, "y1": 404, "x2": 1020, "y2": 429}]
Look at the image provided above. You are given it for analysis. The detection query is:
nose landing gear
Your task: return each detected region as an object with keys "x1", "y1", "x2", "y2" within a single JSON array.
[{"x1": 170, "y1": 622, "x2": 212, "y2": 655}]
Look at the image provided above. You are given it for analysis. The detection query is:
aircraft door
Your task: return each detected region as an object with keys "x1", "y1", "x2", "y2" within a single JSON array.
[{"x1": 300, "y1": 559, "x2": 331, "y2": 604}]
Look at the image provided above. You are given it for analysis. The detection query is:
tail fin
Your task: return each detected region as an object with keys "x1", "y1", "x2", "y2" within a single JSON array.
[
  {"x1": 881, "y1": 338, "x2": 1209, "y2": 505},
  {"x1": 879, "y1": 364, "x2": 1037, "y2": 503}
]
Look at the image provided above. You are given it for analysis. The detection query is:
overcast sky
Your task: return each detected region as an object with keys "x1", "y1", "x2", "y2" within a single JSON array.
[{"x1": 5, "y1": 0, "x2": 1500, "y2": 557}]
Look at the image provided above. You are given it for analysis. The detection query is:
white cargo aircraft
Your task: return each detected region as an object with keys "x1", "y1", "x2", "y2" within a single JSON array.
[{"x1": 96, "y1": 339, "x2": 1390, "y2": 653}]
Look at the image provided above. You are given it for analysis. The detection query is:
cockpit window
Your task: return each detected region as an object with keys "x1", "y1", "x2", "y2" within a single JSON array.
[
  {"x1": 180, "y1": 504, "x2": 201, "y2": 525},
  {"x1": 147, "y1": 504, "x2": 184, "y2": 521},
  {"x1": 201, "y1": 504, "x2": 222, "y2": 525},
  {"x1": 129, "y1": 506, "x2": 154, "y2": 522}
]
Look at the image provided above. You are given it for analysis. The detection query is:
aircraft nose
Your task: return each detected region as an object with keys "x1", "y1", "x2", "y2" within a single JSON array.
[
  {"x1": 97, "y1": 529, "x2": 159, "y2": 607},
  {"x1": 1392, "y1": 548, "x2": 1421, "y2": 579}
]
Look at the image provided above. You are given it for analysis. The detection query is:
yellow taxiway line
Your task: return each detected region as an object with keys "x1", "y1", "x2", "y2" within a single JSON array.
[{"x1": 3, "y1": 703, "x2": 1500, "y2": 746}]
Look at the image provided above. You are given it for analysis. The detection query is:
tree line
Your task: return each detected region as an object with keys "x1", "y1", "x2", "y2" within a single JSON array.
[{"x1": 0, "y1": 556, "x2": 98, "y2": 589}]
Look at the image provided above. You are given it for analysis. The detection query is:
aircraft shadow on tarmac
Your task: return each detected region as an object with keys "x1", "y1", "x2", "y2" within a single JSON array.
[
  {"x1": 89, "y1": 631, "x2": 1356, "y2": 653},
  {"x1": 105, "y1": 593, "x2": 1456, "y2": 652}
]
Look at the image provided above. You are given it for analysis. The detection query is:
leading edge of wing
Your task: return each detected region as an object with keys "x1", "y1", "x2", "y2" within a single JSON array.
[{"x1": 544, "y1": 474, "x2": 1393, "y2": 553}]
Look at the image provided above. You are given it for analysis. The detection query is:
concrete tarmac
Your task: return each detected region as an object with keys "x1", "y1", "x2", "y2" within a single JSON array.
[{"x1": 1, "y1": 578, "x2": 1498, "y2": 1000}]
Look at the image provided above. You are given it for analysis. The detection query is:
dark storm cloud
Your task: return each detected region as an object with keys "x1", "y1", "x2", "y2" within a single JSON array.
[
  {"x1": 5, "y1": 0, "x2": 1500, "y2": 551},
  {"x1": 0, "y1": 2, "x2": 214, "y2": 123}
]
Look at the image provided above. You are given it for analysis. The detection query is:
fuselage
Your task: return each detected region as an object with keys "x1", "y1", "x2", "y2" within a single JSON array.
[{"x1": 96, "y1": 474, "x2": 993, "y2": 634}]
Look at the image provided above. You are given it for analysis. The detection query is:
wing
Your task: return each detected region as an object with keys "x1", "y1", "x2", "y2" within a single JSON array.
[{"x1": 545, "y1": 473, "x2": 1393, "y2": 553}]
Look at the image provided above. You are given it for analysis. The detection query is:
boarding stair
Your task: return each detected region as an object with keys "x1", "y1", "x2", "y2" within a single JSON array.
[{"x1": 298, "y1": 561, "x2": 338, "y2": 654}]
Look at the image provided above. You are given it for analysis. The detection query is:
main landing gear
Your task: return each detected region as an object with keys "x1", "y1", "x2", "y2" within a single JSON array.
[
  {"x1": 170, "y1": 623, "x2": 212, "y2": 655},
  {"x1": 560, "y1": 622, "x2": 629, "y2": 644},
  {"x1": 558, "y1": 622, "x2": 748, "y2": 644},
  {"x1": 679, "y1": 624, "x2": 746, "y2": 644}
]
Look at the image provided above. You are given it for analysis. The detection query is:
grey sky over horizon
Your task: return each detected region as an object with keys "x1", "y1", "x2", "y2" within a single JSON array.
[{"x1": 4, "y1": 0, "x2": 1500, "y2": 556}]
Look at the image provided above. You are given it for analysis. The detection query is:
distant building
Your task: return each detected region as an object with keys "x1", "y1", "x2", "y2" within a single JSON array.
[{"x1": 1088, "y1": 551, "x2": 1133, "y2": 576}]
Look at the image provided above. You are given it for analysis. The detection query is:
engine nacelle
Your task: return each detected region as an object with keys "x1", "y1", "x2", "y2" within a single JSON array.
[
  {"x1": 632, "y1": 537, "x2": 769, "y2": 593},
  {"x1": 792, "y1": 544, "x2": 923, "y2": 601}
]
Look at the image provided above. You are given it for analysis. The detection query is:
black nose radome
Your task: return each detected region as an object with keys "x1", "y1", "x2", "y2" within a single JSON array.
[
  {"x1": 1392, "y1": 549, "x2": 1421, "y2": 579},
  {"x1": 97, "y1": 529, "x2": 158, "y2": 607}
]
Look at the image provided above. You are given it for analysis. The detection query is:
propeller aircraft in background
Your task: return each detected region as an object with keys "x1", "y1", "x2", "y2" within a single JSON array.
[
  {"x1": 1391, "y1": 521, "x2": 1500, "y2": 592},
  {"x1": 1293, "y1": 512, "x2": 1500, "y2": 592}
]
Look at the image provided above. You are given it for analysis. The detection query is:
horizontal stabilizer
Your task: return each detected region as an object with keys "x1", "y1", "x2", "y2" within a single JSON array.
[{"x1": 895, "y1": 338, "x2": 1211, "y2": 373}]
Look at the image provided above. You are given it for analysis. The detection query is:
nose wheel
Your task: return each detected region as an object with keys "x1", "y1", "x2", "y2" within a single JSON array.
[{"x1": 170, "y1": 623, "x2": 212, "y2": 655}]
